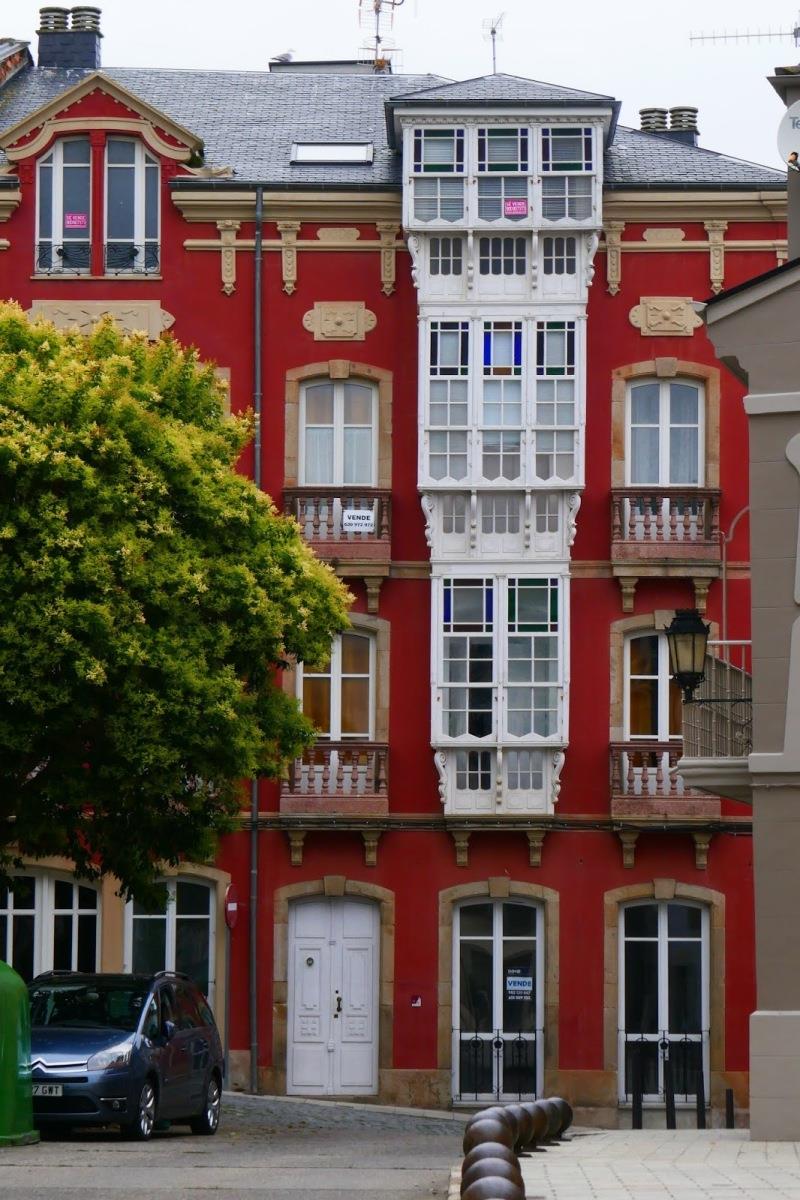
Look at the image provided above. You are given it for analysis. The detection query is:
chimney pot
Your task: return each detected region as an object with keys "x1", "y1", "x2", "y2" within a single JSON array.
[
  {"x1": 38, "y1": 7, "x2": 70, "y2": 31},
  {"x1": 70, "y1": 6, "x2": 101, "y2": 32},
  {"x1": 669, "y1": 106, "x2": 699, "y2": 132},
  {"x1": 639, "y1": 107, "x2": 668, "y2": 132}
]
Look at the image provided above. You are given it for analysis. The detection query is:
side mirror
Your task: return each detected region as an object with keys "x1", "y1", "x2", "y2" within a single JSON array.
[{"x1": 162, "y1": 1019, "x2": 176, "y2": 1042}]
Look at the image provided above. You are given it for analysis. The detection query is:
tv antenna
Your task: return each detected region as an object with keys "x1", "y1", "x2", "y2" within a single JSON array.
[
  {"x1": 483, "y1": 12, "x2": 505, "y2": 74},
  {"x1": 690, "y1": 10, "x2": 800, "y2": 45},
  {"x1": 359, "y1": 0, "x2": 405, "y2": 70}
]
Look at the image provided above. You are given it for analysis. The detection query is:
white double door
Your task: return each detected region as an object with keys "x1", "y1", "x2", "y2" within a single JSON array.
[{"x1": 287, "y1": 897, "x2": 379, "y2": 1095}]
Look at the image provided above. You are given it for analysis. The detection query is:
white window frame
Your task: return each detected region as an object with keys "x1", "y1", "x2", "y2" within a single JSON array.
[
  {"x1": 104, "y1": 136, "x2": 160, "y2": 274},
  {"x1": 292, "y1": 142, "x2": 373, "y2": 163},
  {"x1": 452, "y1": 898, "x2": 544, "y2": 1102},
  {"x1": 617, "y1": 900, "x2": 710, "y2": 1105},
  {"x1": 299, "y1": 379, "x2": 378, "y2": 488},
  {"x1": 623, "y1": 631, "x2": 681, "y2": 744},
  {"x1": 625, "y1": 378, "x2": 705, "y2": 488},
  {"x1": 123, "y1": 877, "x2": 217, "y2": 1008},
  {"x1": 35, "y1": 137, "x2": 91, "y2": 274},
  {"x1": 0, "y1": 872, "x2": 101, "y2": 980},
  {"x1": 296, "y1": 630, "x2": 376, "y2": 741}
]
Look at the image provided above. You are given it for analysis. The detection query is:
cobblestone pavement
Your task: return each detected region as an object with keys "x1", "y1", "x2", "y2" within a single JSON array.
[
  {"x1": 0, "y1": 1092, "x2": 464, "y2": 1200},
  {"x1": 517, "y1": 1129, "x2": 800, "y2": 1199}
]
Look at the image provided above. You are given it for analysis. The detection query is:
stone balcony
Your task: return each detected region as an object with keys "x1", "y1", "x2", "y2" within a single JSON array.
[
  {"x1": 280, "y1": 741, "x2": 389, "y2": 816},
  {"x1": 610, "y1": 487, "x2": 721, "y2": 611},
  {"x1": 610, "y1": 740, "x2": 721, "y2": 820}
]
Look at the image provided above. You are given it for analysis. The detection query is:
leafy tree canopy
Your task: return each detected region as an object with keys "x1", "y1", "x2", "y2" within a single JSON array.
[{"x1": 0, "y1": 303, "x2": 350, "y2": 899}]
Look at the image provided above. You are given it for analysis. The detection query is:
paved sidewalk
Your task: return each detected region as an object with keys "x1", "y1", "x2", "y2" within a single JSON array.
[{"x1": 516, "y1": 1130, "x2": 800, "y2": 1199}]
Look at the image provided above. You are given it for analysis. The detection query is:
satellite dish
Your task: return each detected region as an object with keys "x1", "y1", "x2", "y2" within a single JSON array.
[{"x1": 778, "y1": 99, "x2": 800, "y2": 165}]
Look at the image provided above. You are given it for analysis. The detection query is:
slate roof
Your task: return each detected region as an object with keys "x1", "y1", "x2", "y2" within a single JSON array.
[
  {"x1": 605, "y1": 125, "x2": 784, "y2": 189},
  {"x1": 0, "y1": 64, "x2": 786, "y2": 190},
  {"x1": 389, "y1": 72, "x2": 616, "y2": 105}
]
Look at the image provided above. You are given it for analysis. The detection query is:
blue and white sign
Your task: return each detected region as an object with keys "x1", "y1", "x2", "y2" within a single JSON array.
[{"x1": 506, "y1": 974, "x2": 533, "y2": 999}]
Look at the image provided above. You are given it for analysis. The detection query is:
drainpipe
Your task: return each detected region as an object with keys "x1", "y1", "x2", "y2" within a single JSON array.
[
  {"x1": 249, "y1": 185, "x2": 264, "y2": 1095},
  {"x1": 720, "y1": 505, "x2": 749, "y2": 644}
]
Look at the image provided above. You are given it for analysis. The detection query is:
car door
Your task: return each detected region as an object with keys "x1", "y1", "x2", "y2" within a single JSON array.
[
  {"x1": 157, "y1": 984, "x2": 193, "y2": 1117},
  {"x1": 175, "y1": 982, "x2": 209, "y2": 1112}
]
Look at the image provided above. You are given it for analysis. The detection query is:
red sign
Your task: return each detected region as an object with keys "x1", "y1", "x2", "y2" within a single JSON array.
[
  {"x1": 503, "y1": 198, "x2": 528, "y2": 217},
  {"x1": 64, "y1": 212, "x2": 88, "y2": 229},
  {"x1": 224, "y1": 883, "x2": 239, "y2": 930}
]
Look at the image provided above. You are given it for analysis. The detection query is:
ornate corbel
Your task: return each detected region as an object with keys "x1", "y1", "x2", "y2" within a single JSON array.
[
  {"x1": 407, "y1": 235, "x2": 422, "y2": 290},
  {"x1": 216, "y1": 220, "x2": 241, "y2": 296},
  {"x1": 692, "y1": 832, "x2": 712, "y2": 870},
  {"x1": 420, "y1": 493, "x2": 435, "y2": 548},
  {"x1": 604, "y1": 221, "x2": 625, "y2": 295},
  {"x1": 277, "y1": 220, "x2": 300, "y2": 295},
  {"x1": 619, "y1": 577, "x2": 637, "y2": 613},
  {"x1": 287, "y1": 829, "x2": 306, "y2": 867},
  {"x1": 705, "y1": 221, "x2": 727, "y2": 295},
  {"x1": 693, "y1": 578, "x2": 711, "y2": 614},
  {"x1": 551, "y1": 751, "x2": 566, "y2": 807},
  {"x1": 526, "y1": 829, "x2": 546, "y2": 868},
  {"x1": 362, "y1": 830, "x2": 382, "y2": 867},
  {"x1": 435, "y1": 750, "x2": 448, "y2": 807},
  {"x1": 619, "y1": 829, "x2": 639, "y2": 869},
  {"x1": 567, "y1": 492, "x2": 582, "y2": 548},
  {"x1": 364, "y1": 577, "x2": 383, "y2": 614},
  {"x1": 376, "y1": 221, "x2": 399, "y2": 296},
  {"x1": 584, "y1": 230, "x2": 600, "y2": 288},
  {"x1": 451, "y1": 829, "x2": 471, "y2": 868}
]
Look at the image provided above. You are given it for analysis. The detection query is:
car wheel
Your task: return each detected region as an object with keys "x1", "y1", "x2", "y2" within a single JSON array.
[
  {"x1": 190, "y1": 1075, "x2": 221, "y2": 1136},
  {"x1": 121, "y1": 1080, "x2": 157, "y2": 1141}
]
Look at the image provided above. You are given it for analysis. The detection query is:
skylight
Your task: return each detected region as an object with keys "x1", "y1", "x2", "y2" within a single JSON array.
[{"x1": 292, "y1": 143, "x2": 374, "y2": 164}]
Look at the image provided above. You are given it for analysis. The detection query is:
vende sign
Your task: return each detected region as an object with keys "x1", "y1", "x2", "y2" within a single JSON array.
[
  {"x1": 503, "y1": 198, "x2": 528, "y2": 217},
  {"x1": 342, "y1": 508, "x2": 375, "y2": 533}
]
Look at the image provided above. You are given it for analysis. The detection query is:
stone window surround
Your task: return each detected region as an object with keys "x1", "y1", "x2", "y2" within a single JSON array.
[
  {"x1": 282, "y1": 611, "x2": 390, "y2": 744},
  {"x1": 268, "y1": 877, "x2": 395, "y2": 1096},
  {"x1": 284, "y1": 360, "x2": 393, "y2": 490},
  {"x1": 437, "y1": 879, "x2": 560, "y2": 1092},
  {"x1": 603, "y1": 879, "x2": 726, "y2": 1106},
  {"x1": 611, "y1": 359, "x2": 721, "y2": 491}
]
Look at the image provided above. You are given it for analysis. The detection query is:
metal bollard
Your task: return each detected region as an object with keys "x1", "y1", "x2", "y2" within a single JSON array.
[
  {"x1": 632, "y1": 1044, "x2": 643, "y2": 1130},
  {"x1": 695, "y1": 1070, "x2": 706, "y2": 1130},
  {"x1": 725, "y1": 1088, "x2": 735, "y2": 1129},
  {"x1": 664, "y1": 1055, "x2": 676, "y2": 1130}
]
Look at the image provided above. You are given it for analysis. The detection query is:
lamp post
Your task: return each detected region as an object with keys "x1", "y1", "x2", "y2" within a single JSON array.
[{"x1": 665, "y1": 608, "x2": 710, "y2": 702}]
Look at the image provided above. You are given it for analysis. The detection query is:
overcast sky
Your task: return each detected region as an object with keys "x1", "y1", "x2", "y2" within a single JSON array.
[{"x1": 10, "y1": 0, "x2": 797, "y2": 169}]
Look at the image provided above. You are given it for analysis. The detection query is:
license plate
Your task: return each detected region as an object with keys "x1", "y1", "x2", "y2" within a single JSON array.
[{"x1": 32, "y1": 1084, "x2": 63, "y2": 1097}]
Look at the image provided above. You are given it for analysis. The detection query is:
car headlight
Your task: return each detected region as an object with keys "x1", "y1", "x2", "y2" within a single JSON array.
[{"x1": 87, "y1": 1043, "x2": 132, "y2": 1072}]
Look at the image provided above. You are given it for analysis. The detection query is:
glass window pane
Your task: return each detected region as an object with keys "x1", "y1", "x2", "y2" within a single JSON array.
[
  {"x1": 176, "y1": 882, "x2": 211, "y2": 916},
  {"x1": 106, "y1": 138, "x2": 136, "y2": 164},
  {"x1": 668, "y1": 941, "x2": 702, "y2": 1032},
  {"x1": 630, "y1": 428, "x2": 659, "y2": 484},
  {"x1": 175, "y1": 918, "x2": 210, "y2": 997},
  {"x1": 133, "y1": 884, "x2": 168, "y2": 916},
  {"x1": 77, "y1": 914, "x2": 96, "y2": 972},
  {"x1": 106, "y1": 166, "x2": 135, "y2": 240},
  {"x1": 302, "y1": 676, "x2": 331, "y2": 735},
  {"x1": 629, "y1": 679, "x2": 658, "y2": 737},
  {"x1": 54, "y1": 880, "x2": 72, "y2": 909},
  {"x1": 343, "y1": 427, "x2": 373, "y2": 485},
  {"x1": 63, "y1": 138, "x2": 90, "y2": 164},
  {"x1": 343, "y1": 384, "x2": 373, "y2": 425},
  {"x1": 503, "y1": 939, "x2": 535, "y2": 1033},
  {"x1": 629, "y1": 635, "x2": 658, "y2": 676},
  {"x1": 78, "y1": 886, "x2": 98, "y2": 910},
  {"x1": 668, "y1": 904, "x2": 701, "y2": 939},
  {"x1": 630, "y1": 384, "x2": 659, "y2": 424},
  {"x1": 625, "y1": 904, "x2": 658, "y2": 938},
  {"x1": 132, "y1": 916, "x2": 167, "y2": 976},
  {"x1": 12, "y1": 877, "x2": 35, "y2": 909},
  {"x1": 304, "y1": 428, "x2": 334, "y2": 484},
  {"x1": 12, "y1": 915, "x2": 35, "y2": 982},
  {"x1": 341, "y1": 633, "x2": 370, "y2": 674},
  {"x1": 459, "y1": 940, "x2": 493, "y2": 1032},
  {"x1": 503, "y1": 903, "x2": 536, "y2": 939},
  {"x1": 145, "y1": 163, "x2": 159, "y2": 240},
  {"x1": 670, "y1": 383, "x2": 699, "y2": 424},
  {"x1": 625, "y1": 1040, "x2": 659, "y2": 1097},
  {"x1": 305, "y1": 384, "x2": 334, "y2": 424},
  {"x1": 341, "y1": 677, "x2": 370, "y2": 736},
  {"x1": 669, "y1": 678, "x2": 683, "y2": 737},
  {"x1": 53, "y1": 914, "x2": 73, "y2": 970},
  {"x1": 38, "y1": 164, "x2": 53, "y2": 239},
  {"x1": 624, "y1": 940, "x2": 658, "y2": 1033},
  {"x1": 460, "y1": 903, "x2": 492, "y2": 937},
  {"x1": 669, "y1": 428, "x2": 699, "y2": 485}
]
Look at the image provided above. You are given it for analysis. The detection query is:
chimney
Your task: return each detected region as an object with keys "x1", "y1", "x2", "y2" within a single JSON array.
[
  {"x1": 639, "y1": 105, "x2": 699, "y2": 147},
  {"x1": 37, "y1": 6, "x2": 102, "y2": 69}
]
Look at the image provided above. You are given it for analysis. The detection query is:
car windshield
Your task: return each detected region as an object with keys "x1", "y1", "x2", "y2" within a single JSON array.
[{"x1": 29, "y1": 981, "x2": 150, "y2": 1032}]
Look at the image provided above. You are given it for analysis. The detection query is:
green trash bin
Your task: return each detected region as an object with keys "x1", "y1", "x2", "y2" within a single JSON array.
[{"x1": 0, "y1": 959, "x2": 39, "y2": 1145}]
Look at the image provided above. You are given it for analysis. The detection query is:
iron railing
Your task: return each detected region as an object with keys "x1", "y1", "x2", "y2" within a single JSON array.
[
  {"x1": 36, "y1": 241, "x2": 91, "y2": 273},
  {"x1": 621, "y1": 1031, "x2": 708, "y2": 1104},
  {"x1": 682, "y1": 641, "x2": 752, "y2": 760},
  {"x1": 104, "y1": 242, "x2": 160, "y2": 273},
  {"x1": 453, "y1": 1027, "x2": 540, "y2": 1102}
]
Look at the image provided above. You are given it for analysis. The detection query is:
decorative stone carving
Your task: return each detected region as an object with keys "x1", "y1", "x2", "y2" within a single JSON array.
[
  {"x1": 376, "y1": 221, "x2": 400, "y2": 296},
  {"x1": 642, "y1": 227, "x2": 686, "y2": 244},
  {"x1": 526, "y1": 829, "x2": 546, "y2": 867},
  {"x1": 407, "y1": 235, "x2": 422, "y2": 290},
  {"x1": 217, "y1": 219, "x2": 240, "y2": 296},
  {"x1": 451, "y1": 829, "x2": 471, "y2": 868},
  {"x1": 361, "y1": 830, "x2": 381, "y2": 867},
  {"x1": 567, "y1": 492, "x2": 581, "y2": 548},
  {"x1": 28, "y1": 300, "x2": 174, "y2": 340},
  {"x1": 604, "y1": 220, "x2": 625, "y2": 295},
  {"x1": 435, "y1": 750, "x2": 448, "y2": 807},
  {"x1": 277, "y1": 220, "x2": 300, "y2": 295},
  {"x1": 692, "y1": 832, "x2": 712, "y2": 870},
  {"x1": 705, "y1": 220, "x2": 727, "y2": 294},
  {"x1": 584, "y1": 230, "x2": 600, "y2": 288},
  {"x1": 302, "y1": 301, "x2": 377, "y2": 341},
  {"x1": 287, "y1": 830, "x2": 306, "y2": 867},
  {"x1": 316, "y1": 227, "x2": 360, "y2": 242},
  {"x1": 551, "y1": 751, "x2": 566, "y2": 806},
  {"x1": 619, "y1": 829, "x2": 639, "y2": 869},
  {"x1": 629, "y1": 296, "x2": 703, "y2": 337},
  {"x1": 420, "y1": 493, "x2": 435, "y2": 548}
]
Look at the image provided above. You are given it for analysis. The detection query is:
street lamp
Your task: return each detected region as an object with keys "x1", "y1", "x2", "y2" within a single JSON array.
[{"x1": 665, "y1": 608, "x2": 710, "y2": 702}]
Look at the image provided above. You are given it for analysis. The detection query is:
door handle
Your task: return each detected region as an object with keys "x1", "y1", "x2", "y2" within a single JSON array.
[{"x1": 334, "y1": 993, "x2": 343, "y2": 1016}]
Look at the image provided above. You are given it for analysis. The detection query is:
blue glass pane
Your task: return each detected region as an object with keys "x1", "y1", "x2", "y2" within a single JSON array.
[
  {"x1": 485, "y1": 585, "x2": 493, "y2": 625},
  {"x1": 483, "y1": 330, "x2": 491, "y2": 368},
  {"x1": 513, "y1": 330, "x2": 522, "y2": 367},
  {"x1": 443, "y1": 585, "x2": 452, "y2": 625}
]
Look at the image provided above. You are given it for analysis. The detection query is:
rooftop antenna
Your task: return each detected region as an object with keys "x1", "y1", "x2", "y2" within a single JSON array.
[
  {"x1": 482, "y1": 12, "x2": 505, "y2": 74},
  {"x1": 359, "y1": 0, "x2": 405, "y2": 71},
  {"x1": 690, "y1": 9, "x2": 800, "y2": 45}
]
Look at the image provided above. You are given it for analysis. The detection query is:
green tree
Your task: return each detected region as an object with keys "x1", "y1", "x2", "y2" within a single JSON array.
[{"x1": 0, "y1": 303, "x2": 350, "y2": 899}]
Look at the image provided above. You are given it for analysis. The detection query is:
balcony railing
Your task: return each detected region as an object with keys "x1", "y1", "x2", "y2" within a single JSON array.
[
  {"x1": 283, "y1": 488, "x2": 391, "y2": 561},
  {"x1": 36, "y1": 241, "x2": 91, "y2": 273},
  {"x1": 677, "y1": 641, "x2": 752, "y2": 804},
  {"x1": 610, "y1": 740, "x2": 721, "y2": 817},
  {"x1": 104, "y1": 242, "x2": 160, "y2": 274},
  {"x1": 611, "y1": 488, "x2": 721, "y2": 562},
  {"x1": 280, "y1": 741, "x2": 389, "y2": 814}
]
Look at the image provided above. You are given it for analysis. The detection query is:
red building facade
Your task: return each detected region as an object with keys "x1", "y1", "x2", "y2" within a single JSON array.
[{"x1": 0, "y1": 9, "x2": 786, "y2": 1122}]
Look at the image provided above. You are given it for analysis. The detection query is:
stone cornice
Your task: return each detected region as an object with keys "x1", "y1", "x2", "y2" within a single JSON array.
[
  {"x1": 171, "y1": 189, "x2": 402, "y2": 224},
  {"x1": 603, "y1": 189, "x2": 786, "y2": 223},
  {"x1": 0, "y1": 188, "x2": 21, "y2": 222}
]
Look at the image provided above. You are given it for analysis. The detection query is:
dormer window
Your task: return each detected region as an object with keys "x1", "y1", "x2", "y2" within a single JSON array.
[
  {"x1": 478, "y1": 127, "x2": 528, "y2": 173},
  {"x1": 413, "y1": 128, "x2": 465, "y2": 173},
  {"x1": 541, "y1": 126, "x2": 593, "y2": 172},
  {"x1": 37, "y1": 137, "x2": 91, "y2": 273},
  {"x1": 105, "y1": 138, "x2": 159, "y2": 273}
]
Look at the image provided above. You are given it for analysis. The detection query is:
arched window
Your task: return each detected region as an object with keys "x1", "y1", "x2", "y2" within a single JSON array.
[
  {"x1": 300, "y1": 379, "x2": 377, "y2": 487},
  {"x1": 105, "y1": 137, "x2": 160, "y2": 272},
  {"x1": 619, "y1": 900, "x2": 709, "y2": 1104},
  {"x1": 625, "y1": 632, "x2": 681, "y2": 744},
  {"x1": 453, "y1": 898, "x2": 543, "y2": 1101},
  {"x1": 37, "y1": 137, "x2": 91, "y2": 273},
  {"x1": 126, "y1": 878, "x2": 216, "y2": 1006},
  {"x1": 0, "y1": 873, "x2": 100, "y2": 982},
  {"x1": 626, "y1": 378, "x2": 704, "y2": 488},
  {"x1": 298, "y1": 631, "x2": 375, "y2": 741}
]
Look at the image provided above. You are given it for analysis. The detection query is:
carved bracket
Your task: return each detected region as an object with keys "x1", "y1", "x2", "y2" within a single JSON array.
[
  {"x1": 692, "y1": 832, "x2": 712, "y2": 870},
  {"x1": 619, "y1": 578, "x2": 637, "y2": 613},
  {"x1": 451, "y1": 830, "x2": 471, "y2": 868},
  {"x1": 619, "y1": 829, "x2": 639, "y2": 868},
  {"x1": 217, "y1": 219, "x2": 241, "y2": 295},
  {"x1": 604, "y1": 221, "x2": 625, "y2": 295},
  {"x1": 278, "y1": 220, "x2": 301, "y2": 295},
  {"x1": 365, "y1": 577, "x2": 383, "y2": 615},
  {"x1": 287, "y1": 829, "x2": 306, "y2": 867},
  {"x1": 629, "y1": 296, "x2": 703, "y2": 337},
  {"x1": 705, "y1": 221, "x2": 727, "y2": 295},
  {"x1": 526, "y1": 829, "x2": 546, "y2": 868},
  {"x1": 362, "y1": 830, "x2": 382, "y2": 867},
  {"x1": 693, "y1": 578, "x2": 711, "y2": 614},
  {"x1": 376, "y1": 221, "x2": 400, "y2": 296},
  {"x1": 302, "y1": 301, "x2": 377, "y2": 341}
]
